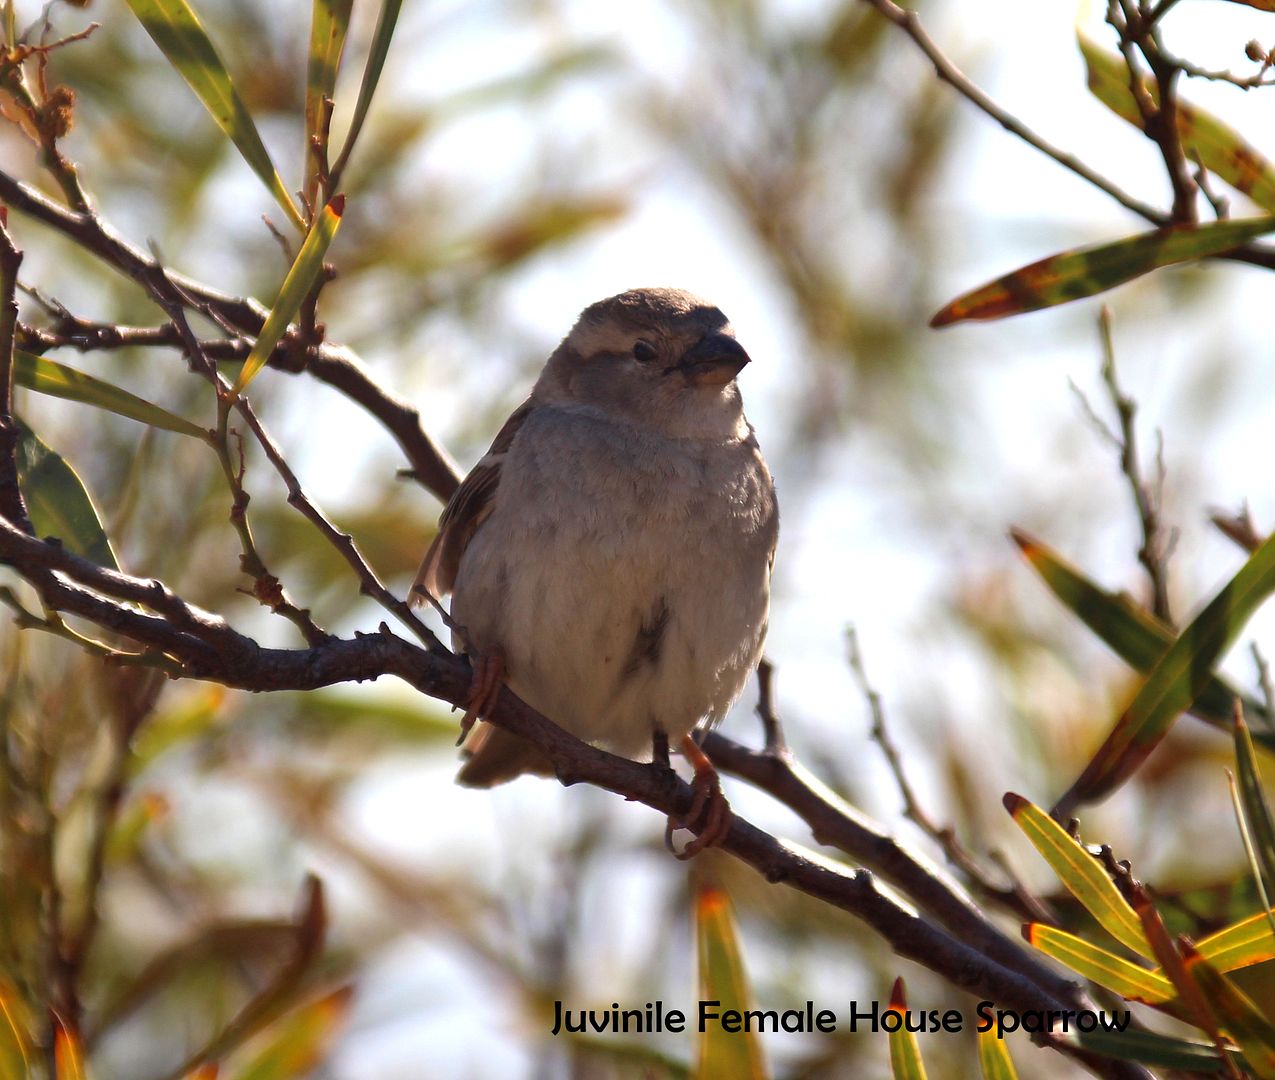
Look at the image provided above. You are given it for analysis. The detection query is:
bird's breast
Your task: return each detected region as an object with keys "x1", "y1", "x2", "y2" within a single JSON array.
[{"x1": 450, "y1": 408, "x2": 776, "y2": 754}]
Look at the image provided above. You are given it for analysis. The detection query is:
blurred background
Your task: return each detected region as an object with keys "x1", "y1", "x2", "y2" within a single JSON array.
[{"x1": 3, "y1": 0, "x2": 1275, "y2": 1076}]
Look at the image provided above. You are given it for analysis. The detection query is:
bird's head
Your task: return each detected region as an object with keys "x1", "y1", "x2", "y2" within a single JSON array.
[{"x1": 535, "y1": 288, "x2": 752, "y2": 439}]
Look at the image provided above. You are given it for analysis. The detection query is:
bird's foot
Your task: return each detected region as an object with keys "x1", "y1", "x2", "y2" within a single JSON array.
[
  {"x1": 665, "y1": 734, "x2": 732, "y2": 860},
  {"x1": 457, "y1": 646, "x2": 506, "y2": 746}
]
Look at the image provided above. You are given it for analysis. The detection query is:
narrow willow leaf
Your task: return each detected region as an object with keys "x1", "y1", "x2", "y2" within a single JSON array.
[
  {"x1": 1234, "y1": 713, "x2": 1275, "y2": 904},
  {"x1": 694, "y1": 882, "x2": 767, "y2": 1080},
  {"x1": 123, "y1": 0, "x2": 305, "y2": 230},
  {"x1": 1054, "y1": 525, "x2": 1275, "y2": 816},
  {"x1": 977, "y1": 1026, "x2": 1019, "y2": 1080},
  {"x1": 105, "y1": 793, "x2": 168, "y2": 866},
  {"x1": 15, "y1": 417, "x2": 117, "y2": 569},
  {"x1": 0, "y1": 980, "x2": 31, "y2": 1080},
  {"x1": 1004, "y1": 793, "x2": 1151, "y2": 959},
  {"x1": 276, "y1": 688, "x2": 457, "y2": 746},
  {"x1": 304, "y1": 0, "x2": 352, "y2": 202},
  {"x1": 1195, "y1": 909, "x2": 1275, "y2": 973},
  {"x1": 329, "y1": 0, "x2": 403, "y2": 185},
  {"x1": 231, "y1": 195, "x2": 344, "y2": 394},
  {"x1": 886, "y1": 979, "x2": 927, "y2": 1080},
  {"x1": 931, "y1": 216, "x2": 1275, "y2": 326},
  {"x1": 1024, "y1": 924, "x2": 1174, "y2": 1003},
  {"x1": 15, "y1": 351, "x2": 207, "y2": 439},
  {"x1": 128, "y1": 685, "x2": 228, "y2": 776},
  {"x1": 1185, "y1": 947, "x2": 1275, "y2": 1079},
  {"x1": 227, "y1": 987, "x2": 352, "y2": 1080},
  {"x1": 1012, "y1": 528, "x2": 1274, "y2": 746},
  {"x1": 1075, "y1": 1028, "x2": 1233, "y2": 1072},
  {"x1": 1081, "y1": 33, "x2": 1275, "y2": 213},
  {"x1": 431, "y1": 46, "x2": 613, "y2": 123},
  {"x1": 52, "y1": 1015, "x2": 89, "y2": 1080}
]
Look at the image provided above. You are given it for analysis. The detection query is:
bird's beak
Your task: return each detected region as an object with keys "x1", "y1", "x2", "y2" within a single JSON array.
[{"x1": 673, "y1": 333, "x2": 751, "y2": 387}]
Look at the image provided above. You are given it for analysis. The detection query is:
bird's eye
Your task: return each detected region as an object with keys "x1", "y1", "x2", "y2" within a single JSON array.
[{"x1": 632, "y1": 340, "x2": 657, "y2": 364}]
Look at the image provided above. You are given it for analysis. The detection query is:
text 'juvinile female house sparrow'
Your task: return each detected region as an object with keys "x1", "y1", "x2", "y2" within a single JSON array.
[{"x1": 414, "y1": 288, "x2": 778, "y2": 856}]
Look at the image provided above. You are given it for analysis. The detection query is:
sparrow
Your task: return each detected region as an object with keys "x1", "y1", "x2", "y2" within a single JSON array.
[{"x1": 414, "y1": 287, "x2": 778, "y2": 855}]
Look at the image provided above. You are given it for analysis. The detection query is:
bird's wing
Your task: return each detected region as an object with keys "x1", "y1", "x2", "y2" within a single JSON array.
[{"x1": 411, "y1": 399, "x2": 535, "y2": 604}]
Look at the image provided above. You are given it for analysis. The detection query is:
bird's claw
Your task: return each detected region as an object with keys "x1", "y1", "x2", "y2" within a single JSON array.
[
  {"x1": 664, "y1": 734, "x2": 732, "y2": 859},
  {"x1": 457, "y1": 646, "x2": 506, "y2": 745}
]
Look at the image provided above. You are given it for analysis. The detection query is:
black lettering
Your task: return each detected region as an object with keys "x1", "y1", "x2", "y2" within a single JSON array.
[
  {"x1": 1102, "y1": 1011, "x2": 1132, "y2": 1033},
  {"x1": 699, "y1": 1000, "x2": 720, "y2": 1031},
  {"x1": 847, "y1": 1000, "x2": 880, "y2": 1032},
  {"x1": 998, "y1": 1010, "x2": 1020, "y2": 1038},
  {"x1": 975, "y1": 1001, "x2": 994, "y2": 1032}
]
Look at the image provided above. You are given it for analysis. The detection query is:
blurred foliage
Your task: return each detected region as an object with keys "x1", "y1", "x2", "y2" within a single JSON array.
[{"x1": 2, "y1": 0, "x2": 1275, "y2": 1078}]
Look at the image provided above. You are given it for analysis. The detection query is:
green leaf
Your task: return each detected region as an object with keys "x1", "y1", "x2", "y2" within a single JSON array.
[
  {"x1": 1024, "y1": 923, "x2": 1174, "y2": 1003},
  {"x1": 1004, "y1": 793, "x2": 1151, "y2": 959},
  {"x1": 931, "y1": 216, "x2": 1275, "y2": 326},
  {"x1": 105, "y1": 792, "x2": 168, "y2": 867},
  {"x1": 0, "y1": 980, "x2": 32, "y2": 1080},
  {"x1": 1054, "y1": 525, "x2": 1275, "y2": 816},
  {"x1": 329, "y1": 0, "x2": 404, "y2": 187},
  {"x1": 886, "y1": 979, "x2": 927, "y2": 1080},
  {"x1": 275, "y1": 688, "x2": 457, "y2": 747},
  {"x1": 694, "y1": 881, "x2": 767, "y2": 1080},
  {"x1": 231, "y1": 195, "x2": 344, "y2": 394},
  {"x1": 123, "y1": 0, "x2": 305, "y2": 230},
  {"x1": 1185, "y1": 947, "x2": 1275, "y2": 1078},
  {"x1": 1075, "y1": 1028, "x2": 1234, "y2": 1072},
  {"x1": 977, "y1": 1025, "x2": 1019, "y2": 1080},
  {"x1": 1235, "y1": 712, "x2": 1275, "y2": 909},
  {"x1": 305, "y1": 0, "x2": 352, "y2": 202},
  {"x1": 1080, "y1": 32, "x2": 1275, "y2": 214},
  {"x1": 1194, "y1": 910, "x2": 1275, "y2": 974},
  {"x1": 226, "y1": 988, "x2": 352, "y2": 1080},
  {"x1": 129, "y1": 686, "x2": 229, "y2": 775},
  {"x1": 15, "y1": 417, "x2": 117, "y2": 569},
  {"x1": 53, "y1": 1015, "x2": 90, "y2": 1080},
  {"x1": 15, "y1": 351, "x2": 207, "y2": 440},
  {"x1": 1011, "y1": 528, "x2": 1275, "y2": 747}
]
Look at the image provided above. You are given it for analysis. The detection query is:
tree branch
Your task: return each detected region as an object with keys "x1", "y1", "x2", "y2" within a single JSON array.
[
  {"x1": 0, "y1": 517, "x2": 1152, "y2": 1078},
  {"x1": 859, "y1": 0, "x2": 1275, "y2": 272},
  {"x1": 0, "y1": 169, "x2": 462, "y2": 503}
]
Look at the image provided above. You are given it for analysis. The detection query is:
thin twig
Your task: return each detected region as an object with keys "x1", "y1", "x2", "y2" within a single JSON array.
[
  {"x1": 0, "y1": 169, "x2": 463, "y2": 502},
  {"x1": 860, "y1": 0, "x2": 1164, "y2": 225},
  {"x1": 230, "y1": 395, "x2": 445, "y2": 653},
  {"x1": 0, "y1": 587, "x2": 182, "y2": 675},
  {"x1": 1211, "y1": 503, "x2": 1263, "y2": 554},
  {"x1": 1097, "y1": 307, "x2": 1174, "y2": 624},
  {"x1": 1110, "y1": 0, "x2": 1197, "y2": 223},
  {"x1": 846, "y1": 627, "x2": 1042, "y2": 920}
]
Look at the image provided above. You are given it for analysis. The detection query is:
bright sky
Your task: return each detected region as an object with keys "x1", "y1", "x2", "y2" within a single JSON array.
[{"x1": 23, "y1": 0, "x2": 1275, "y2": 1075}]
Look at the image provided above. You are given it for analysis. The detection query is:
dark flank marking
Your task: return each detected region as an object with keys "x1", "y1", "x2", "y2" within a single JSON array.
[{"x1": 622, "y1": 597, "x2": 670, "y2": 678}]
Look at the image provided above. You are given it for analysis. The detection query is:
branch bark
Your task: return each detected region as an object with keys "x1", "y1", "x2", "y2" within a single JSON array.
[{"x1": 0, "y1": 515, "x2": 1151, "y2": 1079}]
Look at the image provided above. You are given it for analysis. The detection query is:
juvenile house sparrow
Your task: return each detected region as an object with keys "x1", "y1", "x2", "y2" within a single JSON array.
[{"x1": 414, "y1": 288, "x2": 777, "y2": 855}]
